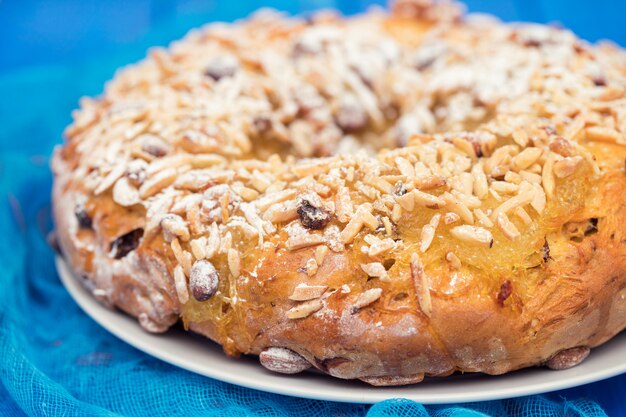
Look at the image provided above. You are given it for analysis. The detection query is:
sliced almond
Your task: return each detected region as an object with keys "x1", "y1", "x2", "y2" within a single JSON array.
[
  {"x1": 444, "y1": 212, "x2": 461, "y2": 225},
  {"x1": 289, "y1": 284, "x2": 328, "y2": 301},
  {"x1": 314, "y1": 245, "x2": 329, "y2": 266},
  {"x1": 364, "y1": 235, "x2": 396, "y2": 257},
  {"x1": 420, "y1": 213, "x2": 440, "y2": 253},
  {"x1": 553, "y1": 156, "x2": 583, "y2": 178},
  {"x1": 112, "y1": 177, "x2": 140, "y2": 207},
  {"x1": 410, "y1": 253, "x2": 432, "y2": 317},
  {"x1": 542, "y1": 154, "x2": 556, "y2": 199},
  {"x1": 514, "y1": 206, "x2": 532, "y2": 225},
  {"x1": 491, "y1": 191, "x2": 534, "y2": 220},
  {"x1": 286, "y1": 299, "x2": 323, "y2": 319},
  {"x1": 205, "y1": 222, "x2": 220, "y2": 259},
  {"x1": 441, "y1": 192, "x2": 473, "y2": 224},
  {"x1": 445, "y1": 251, "x2": 462, "y2": 270},
  {"x1": 395, "y1": 190, "x2": 415, "y2": 211},
  {"x1": 286, "y1": 233, "x2": 325, "y2": 251},
  {"x1": 512, "y1": 147, "x2": 542, "y2": 171},
  {"x1": 512, "y1": 129, "x2": 529, "y2": 147},
  {"x1": 496, "y1": 212, "x2": 520, "y2": 240},
  {"x1": 173, "y1": 264, "x2": 189, "y2": 304},
  {"x1": 361, "y1": 262, "x2": 389, "y2": 281},
  {"x1": 530, "y1": 183, "x2": 547, "y2": 215},
  {"x1": 412, "y1": 189, "x2": 445, "y2": 209},
  {"x1": 95, "y1": 163, "x2": 126, "y2": 195},
  {"x1": 474, "y1": 208, "x2": 494, "y2": 228},
  {"x1": 227, "y1": 248, "x2": 241, "y2": 278},
  {"x1": 304, "y1": 258, "x2": 318, "y2": 276},
  {"x1": 139, "y1": 168, "x2": 177, "y2": 199},
  {"x1": 471, "y1": 161, "x2": 489, "y2": 199},
  {"x1": 352, "y1": 288, "x2": 383, "y2": 311},
  {"x1": 189, "y1": 237, "x2": 207, "y2": 260},
  {"x1": 161, "y1": 214, "x2": 190, "y2": 242},
  {"x1": 450, "y1": 225, "x2": 494, "y2": 247}
]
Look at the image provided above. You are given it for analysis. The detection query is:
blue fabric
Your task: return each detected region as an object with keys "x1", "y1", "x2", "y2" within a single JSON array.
[{"x1": 1, "y1": 1, "x2": 626, "y2": 416}]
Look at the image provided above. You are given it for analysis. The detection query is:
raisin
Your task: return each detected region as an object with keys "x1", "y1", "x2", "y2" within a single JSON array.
[
  {"x1": 471, "y1": 140, "x2": 483, "y2": 158},
  {"x1": 110, "y1": 228, "x2": 143, "y2": 259},
  {"x1": 496, "y1": 280, "x2": 513, "y2": 306},
  {"x1": 190, "y1": 259, "x2": 219, "y2": 301},
  {"x1": 47, "y1": 231, "x2": 61, "y2": 254},
  {"x1": 74, "y1": 203, "x2": 92, "y2": 229},
  {"x1": 335, "y1": 103, "x2": 367, "y2": 134},
  {"x1": 414, "y1": 56, "x2": 436, "y2": 71},
  {"x1": 253, "y1": 116, "x2": 272, "y2": 134},
  {"x1": 141, "y1": 135, "x2": 169, "y2": 157},
  {"x1": 297, "y1": 199, "x2": 330, "y2": 230},
  {"x1": 394, "y1": 181, "x2": 407, "y2": 196},
  {"x1": 523, "y1": 39, "x2": 542, "y2": 48},
  {"x1": 592, "y1": 75, "x2": 607, "y2": 87},
  {"x1": 541, "y1": 238, "x2": 552, "y2": 262},
  {"x1": 204, "y1": 56, "x2": 238, "y2": 81},
  {"x1": 542, "y1": 126, "x2": 557, "y2": 136},
  {"x1": 584, "y1": 218, "x2": 598, "y2": 236}
]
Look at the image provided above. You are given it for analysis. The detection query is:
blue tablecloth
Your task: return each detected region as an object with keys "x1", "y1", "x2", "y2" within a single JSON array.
[{"x1": 1, "y1": 1, "x2": 625, "y2": 415}]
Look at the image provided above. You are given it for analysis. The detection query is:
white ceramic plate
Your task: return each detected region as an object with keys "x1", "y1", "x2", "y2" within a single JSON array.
[{"x1": 57, "y1": 256, "x2": 626, "y2": 404}]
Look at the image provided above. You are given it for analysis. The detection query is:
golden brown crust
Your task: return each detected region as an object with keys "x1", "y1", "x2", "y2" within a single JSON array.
[{"x1": 52, "y1": 0, "x2": 626, "y2": 385}]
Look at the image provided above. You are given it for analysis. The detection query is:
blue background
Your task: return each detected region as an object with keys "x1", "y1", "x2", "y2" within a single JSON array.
[{"x1": 0, "y1": 1, "x2": 625, "y2": 416}]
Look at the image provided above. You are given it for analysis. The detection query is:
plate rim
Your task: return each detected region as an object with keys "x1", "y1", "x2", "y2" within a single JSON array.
[{"x1": 56, "y1": 256, "x2": 626, "y2": 404}]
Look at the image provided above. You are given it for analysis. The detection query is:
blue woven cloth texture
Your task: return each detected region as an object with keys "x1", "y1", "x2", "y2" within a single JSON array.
[{"x1": 1, "y1": 0, "x2": 625, "y2": 416}]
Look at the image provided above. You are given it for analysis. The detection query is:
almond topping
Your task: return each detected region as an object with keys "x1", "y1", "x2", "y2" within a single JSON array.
[
  {"x1": 420, "y1": 213, "x2": 440, "y2": 253},
  {"x1": 139, "y1": 168, "x2": 177, "y2": 199},
  {"x1": 287, "y1": 299, "x2": 323, "y2": 319},
  {"x1": 542, "y1": 154, "x2": 556, "y2": 199},
  {"x1": 289, "y1": 283, "x2": 328, "y2": 301},
  {"x1": 352, "y1": 288, "x2": 383, "y2": 311},
  {"x1": 160, "y1": 214, "x2": 190, "y2": 242},
  {"x1": 471, "y1": 161, "x2": 489, "y2": 199},
  {"x1": 512, "y1": 147, "x2": 542, "y2": 171},
  {"x1": 361, "y1": 262, "x2": 389, "y2": 281},
  {"x1": 410, "y1": 254, "x2": 432, "y2": 317},
  {"x1": 553, "y1": 156, "x2": 583, "y2": 178},
  {"x1": 227, "y1": 248, "x2": 240, "y2": 278},
  {"x1": 364, "y1": 234, "x2": 396, "y2": 257},
  {"x1": 474, "y1": 208, "x2": 494, "y2": 228},
  {"x1": 491, "y1": 191, "x2": 534, "y2": 220},
  {"x1": 445, "y1": 251, "x2": 462, "y2": 270},
  {"x1": 189, "y1": 237, "x2": 207, "y2": 260},
  {"x1": 340, "y1": 204, "x2": 375, "y2": 244},
  {"x1": 441, "y1": 192, "x2": 473, "y2": 224},
  {"x1": 112, "y1": 177, "x2": 140, "y2": 207},
  {"x1": 530, "y1": 183, "x2": 547, "y2": 214},
  {"x1": 314, "y1": 245, "x2": 329, "y2": 265},
  {"x1": 304, "y1": 258, "x2": 318, "y2": 276},
  {"x1": 412, "y1": 189, "x2": 445, "y2": 209},
  {"x1": 514, "y1": 206, "x2": 532, "y2": 225},
  {"x1": 450, "y1": 225, "x2": 494, "y2": 247},
  {"x1": 444, "y1": 212, "x2": 461, "y2": 225},
  {"x1": 95, "y1": 163, "x2": 126, "y2": 195},
  {"x1": 496, "y1": 212, "x2": 520, "y2": 240},
  {"x1": 173, "y1": 264, "x2": 189, "y2": 304},
  {"x1": 205, "y1": 222, "x2": 220, "y2": 259},
  {"x1": 286, "y1": 233, "x2": 325, "y2": 251},
  {"x1": 512, "y1": 129, "x2": 529, "y2": 147}
]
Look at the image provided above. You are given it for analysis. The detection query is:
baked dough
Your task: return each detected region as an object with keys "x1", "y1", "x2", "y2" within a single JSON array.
[{"x1": 52, "y1": 0, "x2": 626, "y2": 385}]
